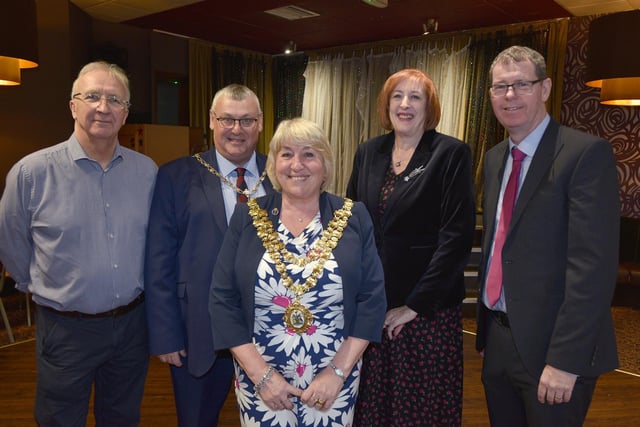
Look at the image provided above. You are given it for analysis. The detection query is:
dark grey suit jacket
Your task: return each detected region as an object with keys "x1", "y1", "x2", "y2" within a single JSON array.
[
  {"x1": 476, "y1": 119, "x2": 620, "y2": 378},
  {"x1": 145, "y1": 148, "x2": 272, "y2": 377}
]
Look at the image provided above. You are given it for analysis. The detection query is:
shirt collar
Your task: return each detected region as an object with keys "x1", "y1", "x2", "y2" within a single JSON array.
[
  {"x1": 215, "y1": 150, "x2": 259, "y2": 178},
  {"x1": 508, "y1": 114, "x2": 550, "y2": 158},
  {"x1": 68, "y1": 134, "x2": 123, "y2": 166}
]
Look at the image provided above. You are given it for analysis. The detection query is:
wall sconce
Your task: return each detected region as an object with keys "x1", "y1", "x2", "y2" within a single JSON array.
[
  {"x1": 284, "y1": 41, "x2": 297, "y2": 55},
  {"x1": 0, "y1": 0, "x2": 39, "y2": 86},
  {"x1": 423, "y1": 18, "x2": 439, "y2": 35},
  {"x1": 586, "y1": 10, "x2": 640, "y2": 106}
]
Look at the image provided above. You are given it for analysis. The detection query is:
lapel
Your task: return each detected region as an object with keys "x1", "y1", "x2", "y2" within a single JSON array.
[
  {"x1": 509, "y1": 120, "x2": 561, "y2": 232},
  {"x1": 196, "y1": 149, "x2": 229, "y2": 234},
  {"x1": 377, "y1": 130, "x2": 436, "y2": 229},
  {"x1": 256, "y1": 154, "x2": 274, "y2": 194},
  {"x1": 364, "y1": 134, "x2": 393, "y2": 211},
  {"x1": 484, "y1": 141, "x2": 510, "y2": 244}
]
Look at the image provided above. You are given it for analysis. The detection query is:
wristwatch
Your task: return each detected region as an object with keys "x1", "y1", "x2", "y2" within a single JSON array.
[{"x1": 329, "y1": 362, "x2": 346, "y2": 382}]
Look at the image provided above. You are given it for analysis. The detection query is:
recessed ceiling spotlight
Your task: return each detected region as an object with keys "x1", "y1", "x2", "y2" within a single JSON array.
[
  {"x1": 361, "y1": 0, "x2": 388, "y2": 8},
  {"x1": 423, "y1": 18, "x2": 439, "y2": 35},
  {"x1": 284, "y1": 41, "x2": 297, "y2": 54}
]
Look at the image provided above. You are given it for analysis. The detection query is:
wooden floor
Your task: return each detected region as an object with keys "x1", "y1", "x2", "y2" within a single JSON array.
[{"x1": 1, "y1": 332, "x2": 639, "y2": 426}]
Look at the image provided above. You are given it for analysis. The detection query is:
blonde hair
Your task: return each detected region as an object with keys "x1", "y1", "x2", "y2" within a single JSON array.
[{"x1": 266, "y1": 118, "x2": 334, "y2": 192}]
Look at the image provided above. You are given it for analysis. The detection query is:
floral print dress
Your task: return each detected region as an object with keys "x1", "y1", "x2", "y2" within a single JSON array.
[{"x1": 233, "y1": 213, "x2": 361, "y2": 427}]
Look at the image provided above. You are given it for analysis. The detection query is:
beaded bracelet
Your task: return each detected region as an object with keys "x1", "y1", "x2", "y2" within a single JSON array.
[{"x1": 253, "y1": 366, "x2": 275, "y2": 397}]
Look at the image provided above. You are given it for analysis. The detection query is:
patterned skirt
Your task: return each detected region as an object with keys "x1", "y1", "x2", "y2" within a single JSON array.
[{"x1": 353, "y1": 305, "x2": 463, "y2": 427}]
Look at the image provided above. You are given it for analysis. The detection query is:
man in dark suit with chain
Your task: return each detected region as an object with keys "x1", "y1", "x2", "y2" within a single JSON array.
[
  {"x1": 145, "y1": 84, "x2": 273, "y2": 427},
  {"x1": 476, "y1": 46, "x2": 619, "y2": 426}
]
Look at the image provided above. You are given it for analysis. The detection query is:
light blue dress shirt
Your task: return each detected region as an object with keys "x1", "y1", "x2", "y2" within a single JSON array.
[
  {"x1": 484, "y1": 114, "x2": 550, "y2": 313},
  {"x1": 215, "y1": 150, "x2": 267, "y2": 223},
  {"x1": 0, "y1": 135, "x2": 157, "y2": 313}
]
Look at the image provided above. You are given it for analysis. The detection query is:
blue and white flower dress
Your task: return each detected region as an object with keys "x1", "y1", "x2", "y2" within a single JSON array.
[{"x1": 233, "y1": 212, "x2": 360, "y2": 427}]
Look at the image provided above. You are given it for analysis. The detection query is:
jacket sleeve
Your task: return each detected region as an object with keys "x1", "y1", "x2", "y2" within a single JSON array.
[
  {"x1": 144, "y1": 165, "x2": 185, "y2": 356},
  {"x1": 209, "y1": 203, "x2": 253, "y2": 350},
  {"x1": 349, "y1": 202, "x2": 387, "y2": 342},
  {"x1": 546, "y1": 137, "x2": 620, "y2": 374}
]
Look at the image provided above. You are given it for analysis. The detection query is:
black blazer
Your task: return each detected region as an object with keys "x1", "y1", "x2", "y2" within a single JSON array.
[
  {"x1": 476, "y1": 119, "x2": 620, "y2": 378},
  {"x1": 346, "y1": 130, "x2": 476, "y2": 318}
]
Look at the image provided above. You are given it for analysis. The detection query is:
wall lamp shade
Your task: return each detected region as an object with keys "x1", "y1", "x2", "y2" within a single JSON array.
[
  {"x1": 0, "y1": 57, "x2": 21, "y2": 85},
  {"x1": 0, "y1": 0, "x2": 39, "y2": 86},
  {"x1": 586, "y1": 10, "x2": 640, "y2": 106}
]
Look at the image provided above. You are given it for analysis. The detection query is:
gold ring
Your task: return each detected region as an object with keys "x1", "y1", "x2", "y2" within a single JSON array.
[{"x1": 315, "y1": 399, "x2": 325, "y2": 406}]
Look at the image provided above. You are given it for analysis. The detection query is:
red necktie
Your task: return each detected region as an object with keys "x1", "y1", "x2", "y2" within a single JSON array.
[
  {"x1": 486, "y1": 147, "x2": 526, "y2": 307},
  {"x1": 235, "y1": 167, "x2": 248, "y2": 203}
]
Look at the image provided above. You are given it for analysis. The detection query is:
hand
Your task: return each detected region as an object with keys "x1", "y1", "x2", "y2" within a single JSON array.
[
  {"x1": 256, "y1": 370, "x2": 303, "y2": 411},
  {"x1": 383, "y1": 306, "x2": 417, "y2": 340},
  {"x1": 158, "y1": 350, "x2": 187, "y2": 367},
  {"x1": 300, "y1": 366, "x2": 344, "y2": 410},
  {"x1": 537, "y1": 364, "x2": 578, "y2": 405}
]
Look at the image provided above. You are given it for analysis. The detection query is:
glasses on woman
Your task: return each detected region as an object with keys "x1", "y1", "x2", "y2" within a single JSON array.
[
  {"x1": 214, "y1": 114, "x2": 259, "y2": 129},
  {"x1": 488, "y1": 78, "x2": 544, "y2": 97},
  {"x1": 72, "y1": 92, "x2": 131, "y2": 110}
]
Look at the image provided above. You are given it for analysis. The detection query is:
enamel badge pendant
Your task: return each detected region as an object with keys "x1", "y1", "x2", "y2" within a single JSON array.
[{"x1": 283, "y1": 300, "x2": 314, "y2": 333}]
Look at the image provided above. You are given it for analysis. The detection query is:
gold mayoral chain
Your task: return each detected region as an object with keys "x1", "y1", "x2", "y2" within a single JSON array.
[
  {"x1": 194, "y1": 153, "x2": 267, "y2": 200},
  {"x1": 248, "y1": 197, "x2": 353, "y2": 333}
]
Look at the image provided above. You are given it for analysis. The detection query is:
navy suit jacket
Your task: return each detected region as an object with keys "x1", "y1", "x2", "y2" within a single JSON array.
[
  {"x1": 145, "y1": 148, "x2": 272, "y2": 377},
  {"x1": 209, "y1": 192, "x2": 387, "y2": 350},
  {"x1": 476, "y1": 119, "x2": 620, "y2": 378}
]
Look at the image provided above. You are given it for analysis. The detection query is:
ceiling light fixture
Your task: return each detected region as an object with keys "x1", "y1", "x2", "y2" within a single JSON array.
[
  {"x1": 423, "y1": 18, "x2": 439, "y2": 35},
  {"x1": 284, "y1": 41, "x2": 297, "y2": 55},
  {"x1": 586, "y1": 10, "x2": 640, "y2": 106},
  {"x1": 361, "y1": 0, "x2": 388, "y2": 8},
  {"x1": 0, "y1": 0, "x2": 39, "y2": 86}
]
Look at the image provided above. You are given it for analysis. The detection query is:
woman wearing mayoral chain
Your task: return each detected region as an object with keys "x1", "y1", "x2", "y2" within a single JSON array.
[{"x1": 209, "y1": 118, "x2": 386, "y2": 426}]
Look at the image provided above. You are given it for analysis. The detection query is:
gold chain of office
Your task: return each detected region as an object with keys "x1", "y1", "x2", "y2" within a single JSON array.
[
  {"x1": 194, "y1": 153, "x2": 267, "y2": 199},
  {"x1": 248, "y1": 197, "x2": 353, "y2": 333}
]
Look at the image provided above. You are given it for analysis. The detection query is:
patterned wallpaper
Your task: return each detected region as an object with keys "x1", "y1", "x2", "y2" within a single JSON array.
[{"x1": 562, "y1": 15, "x2": 640, "y2": 218}]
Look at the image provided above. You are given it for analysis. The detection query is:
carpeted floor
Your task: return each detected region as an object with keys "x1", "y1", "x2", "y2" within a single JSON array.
[{"x1": 2, "y1": 285, "x2": 639, "y2": 375}]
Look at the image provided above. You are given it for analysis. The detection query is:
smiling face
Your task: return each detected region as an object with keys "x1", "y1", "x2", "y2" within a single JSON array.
[
  {"x1": 69, "y1": 68, "x2": 129, "y2": 145},
  {"x1": 388, "y1": 78, "x2": 428, "y2": 139},
  {"x1": 490, "y1": 59, "x2": 551, "y2": 144},
  {"x1": 275, "y1": 143, "x2": 326, "y2": 203},
  {"x1": 210, "y1": 95, "x2": 263, "y2": 165}
]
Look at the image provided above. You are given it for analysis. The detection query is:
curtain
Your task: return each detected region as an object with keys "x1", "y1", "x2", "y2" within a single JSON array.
[
  {"x1": 272, "y1": 54, "x2": 308, "y2": 125},
  {"x1": 188, "y1": 39, "x2": 213, "y2": 151},
  {"x1": 302, "y1": 54, "x2": 366, "y2": 194}
]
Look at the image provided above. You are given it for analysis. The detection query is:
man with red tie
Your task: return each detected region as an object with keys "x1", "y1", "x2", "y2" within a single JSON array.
[
  {"x1": 144, "y1": 84, "x2": 273, "y2": 426},
  {"x1": 476, "y1": 46, "x2": 620, "y2": 426}
]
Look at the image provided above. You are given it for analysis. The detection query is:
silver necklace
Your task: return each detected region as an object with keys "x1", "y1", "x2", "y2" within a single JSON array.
[{"x1": 194, "y1": 153, "x2": 267, "y2": 198}]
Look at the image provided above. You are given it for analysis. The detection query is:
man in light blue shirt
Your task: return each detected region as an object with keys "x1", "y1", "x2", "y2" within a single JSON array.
[{"x1": 0, "y1": 61, "x2": 157, "y2": 427}]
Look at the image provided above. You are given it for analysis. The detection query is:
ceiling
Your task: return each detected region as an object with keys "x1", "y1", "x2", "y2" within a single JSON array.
[{"x1": 71, "y1": 0, "x2": 640, "y2": 55}]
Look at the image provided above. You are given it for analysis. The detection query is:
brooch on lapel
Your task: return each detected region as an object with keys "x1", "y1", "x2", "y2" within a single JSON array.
[{"x1": 404, "y1": 165, "x2": 426, "y2": 182}]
